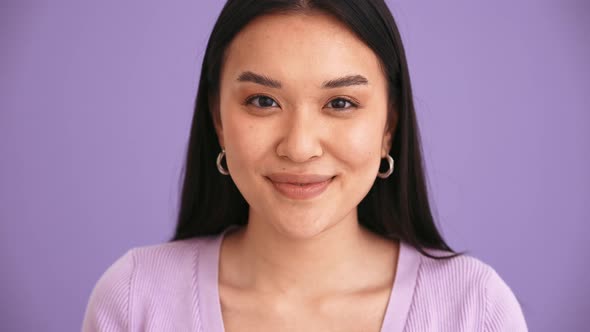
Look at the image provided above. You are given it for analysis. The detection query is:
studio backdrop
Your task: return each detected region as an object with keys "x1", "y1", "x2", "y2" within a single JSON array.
[{"x1": 1, "y1": 1, "x2": 588, "y2": 331}]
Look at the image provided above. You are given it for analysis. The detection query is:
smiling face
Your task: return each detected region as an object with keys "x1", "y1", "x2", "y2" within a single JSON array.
[{"x1": 215, "y1": 12, "x2": 395, "y2": 239}]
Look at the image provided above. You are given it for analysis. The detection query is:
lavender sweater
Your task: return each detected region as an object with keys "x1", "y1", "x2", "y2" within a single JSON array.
[{"x1": 82, "y1": 229, "x2": 528, "y2": 331}]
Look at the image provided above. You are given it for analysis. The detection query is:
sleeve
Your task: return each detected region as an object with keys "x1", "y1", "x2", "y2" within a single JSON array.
[
  {"x1": 484, "y1": 268, "x2": 528, "y2": 332},
  {"x1": 81, "y1": 249, "x2": 136, "y2": 332}
]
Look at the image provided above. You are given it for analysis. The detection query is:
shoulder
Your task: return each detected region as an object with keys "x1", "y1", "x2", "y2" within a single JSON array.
[
  {"x1": 81, "y1": 236, "x2": 219, "y2": 331},
  {"x1": 409, "y1": 248, "x2": 528, "y2": 331},
  {"x1": 105, "y1": 237, "x2": 213, "y2": 288},
  {"x1": 417, "y1": 248, "x2": 496, "y2": 289},
  {"x1": 82, "y1": 247, "x2": 137, "y2": 331}
]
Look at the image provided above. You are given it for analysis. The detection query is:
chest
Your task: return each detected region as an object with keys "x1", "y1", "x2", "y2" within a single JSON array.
[{"x1": 220, "y1": 286, "x2": 392, "y2": 332}]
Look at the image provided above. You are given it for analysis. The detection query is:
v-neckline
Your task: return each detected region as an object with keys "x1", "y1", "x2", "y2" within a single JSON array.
[{"x1": 196, "y1": 227, "x2": 421, "y2": 332}]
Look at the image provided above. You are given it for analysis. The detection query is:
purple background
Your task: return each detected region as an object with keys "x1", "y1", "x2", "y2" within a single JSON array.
[{"x1": 1, "y1": 1, "x2": 588, "y2": 331}]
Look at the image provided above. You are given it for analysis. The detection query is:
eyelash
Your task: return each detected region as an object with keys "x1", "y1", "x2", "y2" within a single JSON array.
[{"x1": 244, "y1": 94, "x2": 359, "y2": 111}]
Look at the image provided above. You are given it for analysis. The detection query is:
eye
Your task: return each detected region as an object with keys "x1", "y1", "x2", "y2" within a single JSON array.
[
  {"x1": 325, "y1": 97, "x2": 358, "y2": 111},
  {"x1": 245, "y1": 95, "x2": 279, "y2": 108}
]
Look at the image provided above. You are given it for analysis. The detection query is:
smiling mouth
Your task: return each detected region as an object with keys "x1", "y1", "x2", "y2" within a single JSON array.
[{"x1": 265, "y1": 176, "x2": 335, "y2": 200}]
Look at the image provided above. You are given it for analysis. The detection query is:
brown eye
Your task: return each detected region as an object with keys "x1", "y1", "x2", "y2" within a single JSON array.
[
  {"x1": 326, "y1": 97, "x2": 357, "y2": 110},
  {"x1": 246, "y1": 95, "x2": 279, "y2": 108}
]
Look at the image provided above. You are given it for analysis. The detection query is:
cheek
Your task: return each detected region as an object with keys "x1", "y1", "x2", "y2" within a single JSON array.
[
  {"x1": 331, "y1": 116, "x2": 383, "y2": 170},
  {"x1": 222, "y1": 114, "x2": 268, "y2": 174}
]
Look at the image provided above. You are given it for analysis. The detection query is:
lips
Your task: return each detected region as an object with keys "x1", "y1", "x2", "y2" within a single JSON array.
[
  {"x1": 266, "y1": 173, "x2": 334, "y2": 184},
  {"x1": 266, "y1": 173, "x2": 335, "y2": 200}
]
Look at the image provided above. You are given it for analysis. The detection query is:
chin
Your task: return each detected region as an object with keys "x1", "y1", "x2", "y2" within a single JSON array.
[{"x1": 270, "y1": 213, "x2": 336, "y2": 240}]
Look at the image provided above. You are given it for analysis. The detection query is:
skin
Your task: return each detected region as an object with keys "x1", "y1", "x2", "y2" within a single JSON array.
[{"x1": 214, "y1": 12, "x2": 400, "y2": 332}]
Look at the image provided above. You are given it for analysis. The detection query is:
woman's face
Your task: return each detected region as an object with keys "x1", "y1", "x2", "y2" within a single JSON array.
[{"x1": 216, "y1": 13, "x2": 393, "y2": 239}]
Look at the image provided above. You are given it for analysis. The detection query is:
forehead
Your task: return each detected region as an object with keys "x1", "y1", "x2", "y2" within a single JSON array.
[{"x1": 222, "y1": 13, "x2": 385, "y2": 89}]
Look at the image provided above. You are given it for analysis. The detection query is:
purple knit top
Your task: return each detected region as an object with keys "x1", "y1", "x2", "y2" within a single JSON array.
[{"x1": 82, "y1": 227, "x2": 528, "y2": 331}]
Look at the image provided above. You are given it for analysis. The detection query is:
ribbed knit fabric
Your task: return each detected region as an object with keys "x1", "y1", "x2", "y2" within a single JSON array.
[{"x1": 82, "y1": 227, "x2": 528, "y2": 331}]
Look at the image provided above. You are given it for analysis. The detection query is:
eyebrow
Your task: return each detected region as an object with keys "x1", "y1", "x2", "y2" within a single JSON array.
[{"x1": 236, "y1": 71, "x2": 369, "y2": 89}]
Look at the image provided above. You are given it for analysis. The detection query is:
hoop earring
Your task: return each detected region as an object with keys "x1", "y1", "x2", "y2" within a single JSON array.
[
  {"x1": 377, "y1": 154, "x2": 394, "y2": 179},
  {"x1": 216, "y1": 149, "x2": 229, "y2": 175}
]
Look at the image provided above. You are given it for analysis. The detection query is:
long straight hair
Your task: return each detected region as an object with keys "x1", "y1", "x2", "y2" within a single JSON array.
[{"x1": 171, "y1": 0, "x2": 464, "y2": 259}]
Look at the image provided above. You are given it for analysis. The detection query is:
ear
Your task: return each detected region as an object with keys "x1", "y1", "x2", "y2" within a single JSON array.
[
  {"x1": 381, "y1": 130, "x2": 392, "y2": 157},
  {"x1": 381, "y1": 107, "x2": 398, "y2": 157},
  {"x1": 214, "y1": 117, "x2": 225, "y2": 149},
  {"x1": 210, "y1": 95, "x2": 225, "y2": 148}
]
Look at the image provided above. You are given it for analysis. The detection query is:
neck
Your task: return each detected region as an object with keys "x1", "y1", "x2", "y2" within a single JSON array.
[{"x1": 221, "y1": 209, "x2": 398, "y2": 298}]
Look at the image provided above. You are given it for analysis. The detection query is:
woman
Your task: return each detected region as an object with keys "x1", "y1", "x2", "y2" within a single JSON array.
[{"x1": 83, "y1": 0, "x2": 528, "y2": 331}]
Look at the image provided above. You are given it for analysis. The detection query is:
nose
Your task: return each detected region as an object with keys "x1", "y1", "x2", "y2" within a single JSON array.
[{"x1": 275, "y1": 108, "x2": 323, "y2": 163}]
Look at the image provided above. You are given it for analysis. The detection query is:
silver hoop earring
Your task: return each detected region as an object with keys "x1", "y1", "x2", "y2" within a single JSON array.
[
  {"x1": 216, "y1": 149, "x2": 229, "y2": 175},
  {"x1": 377, "y1": 154, "x2": 394, "y2": 179}
]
